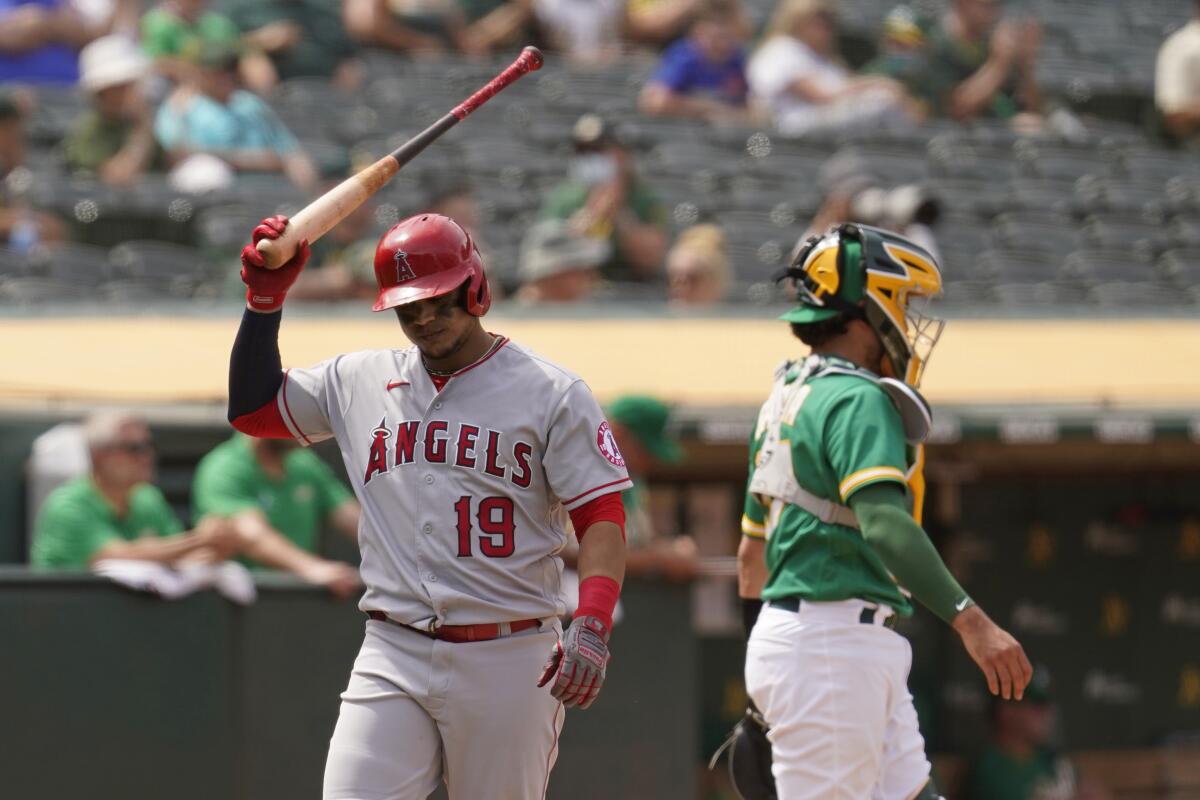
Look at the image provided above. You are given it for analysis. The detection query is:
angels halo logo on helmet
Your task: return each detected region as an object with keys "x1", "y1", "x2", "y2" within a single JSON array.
[
  {"x1": 776, "y1": 223, "x2": 944, "y2": 387},
  {"x1": 372, "y1": 213, "x2": 491, "y2": 316}
]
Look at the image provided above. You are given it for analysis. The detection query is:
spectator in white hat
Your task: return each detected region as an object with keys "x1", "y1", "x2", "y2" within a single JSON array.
[
  {"x1": 517, "y1": 219, "x2": 611, "y2": 303},
  {"x1": 62, "y1": 35, "x2": 162, "y2": 187}
]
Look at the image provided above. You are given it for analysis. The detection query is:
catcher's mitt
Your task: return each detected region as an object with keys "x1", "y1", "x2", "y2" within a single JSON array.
[{"x1": 708, "y1": 703, "x2": 777, "y2": 800}]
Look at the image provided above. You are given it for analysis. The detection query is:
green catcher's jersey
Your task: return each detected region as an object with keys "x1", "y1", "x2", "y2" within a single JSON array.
[{"x1": 741, "y1": 355, "x2": 925, "y2": 615}]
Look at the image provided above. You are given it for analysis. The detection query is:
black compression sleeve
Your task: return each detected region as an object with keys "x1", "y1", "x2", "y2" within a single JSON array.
[{"x1": 228, "y1": 308, "x2": 284, "y2": 421}]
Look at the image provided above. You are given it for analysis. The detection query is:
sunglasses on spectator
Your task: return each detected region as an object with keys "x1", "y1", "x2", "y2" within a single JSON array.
[{"x1": 111, "y1": 439, "x2": 154, "y2": 455}]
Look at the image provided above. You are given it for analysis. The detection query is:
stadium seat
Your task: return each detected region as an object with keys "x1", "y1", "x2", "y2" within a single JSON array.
[
  {"x1": 1080, "y1": 215, "x2": 1164, "y2": 260},
  {"x1": 990, "y1": 281, "x2": 1081, "y2": 307},
  {"x1": 1167, "y1": 216, "x2": 1200, "y2": 249},
  {"x1": 0, "y1": 276, "x2": 88, "y2": 304},
  {"x1": 108, "y1": 241, "x2": 212, "y2": 296},
  {"x1": 1007, "y1": 178, "x2": 1079, "y2": 215},
  {"x1": 37, "y1": 243, "x2": 113, "y2": 287},
  {"x1": 196, "y1": 205, "x2": 260, "y2": 255},
  {"x1": 1157, "y1": 249, "x2": 1200, "y2": 289},
  {"x1": 1017, "y1": 146, "x2": 1107, "y2": 182},
  {"x1": 0, "y1": 247, "x2": 32, "y2": 279},
  {"x1": 990, "y1": 212, "x2": 1081, "y2": 254},
  {"x1": 1089, "y1": 281, "x2": 1189, "y2": 307},
  {"x1": 975, "y1": 248, "x2": 1063, "y2": 283},
  {"x1": 1063, "y1": 249, "x2": 1153, "y2": 285}
]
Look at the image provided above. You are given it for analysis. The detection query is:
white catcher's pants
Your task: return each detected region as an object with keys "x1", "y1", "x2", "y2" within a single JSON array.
[
  {"x1": 323, "y1": 618, "x2": 564, "y2": 800},
  {"x1": 745, "y1": 601, "x2": 932, "y2": 800}
]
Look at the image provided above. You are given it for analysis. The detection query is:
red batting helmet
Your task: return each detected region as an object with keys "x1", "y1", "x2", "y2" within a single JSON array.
[{"x1": 372, "y1": 213, "x2": 491, "y2": 316}]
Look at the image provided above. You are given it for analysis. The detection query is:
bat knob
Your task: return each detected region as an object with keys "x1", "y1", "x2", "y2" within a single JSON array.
[
  {"x1": 519, "y1": 46, "x2": 544, "y2": 72},
  {"x1": 255, "y1": 236, "x2": 288, "y2": 270}
]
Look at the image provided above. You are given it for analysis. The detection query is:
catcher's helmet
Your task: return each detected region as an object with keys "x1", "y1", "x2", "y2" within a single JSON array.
[
  {"x1": 372, "y1": 213, "x2": 491, "y2": 316},
  {"x1": 776, "y1": 223, "x2": 944, "y2": 386}
]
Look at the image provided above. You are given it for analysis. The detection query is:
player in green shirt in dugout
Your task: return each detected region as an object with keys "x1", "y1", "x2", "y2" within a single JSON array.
[
  {"x1": 32, "y1": 412, "x2": 359, "y2": 598},
  {"x1": 192, "y1": 433, "x2": 361, "y2": 597}
]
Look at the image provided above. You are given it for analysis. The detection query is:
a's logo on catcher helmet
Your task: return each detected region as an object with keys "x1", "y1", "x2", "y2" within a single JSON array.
[
  {"x1": 596, "y1": 421, "x2": 625, "y2": 468},
  {"x1": 394, "y1": 250, "x2": 416, "y2": 283}
]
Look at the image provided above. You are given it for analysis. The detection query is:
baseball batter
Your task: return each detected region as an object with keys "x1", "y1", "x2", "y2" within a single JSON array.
[
  {"x1": 226, "y1": 213, "x2": 630, "y2": 799},
  {"x1": 737, "y1": 223, "x2": 1032, "y2": 799}
]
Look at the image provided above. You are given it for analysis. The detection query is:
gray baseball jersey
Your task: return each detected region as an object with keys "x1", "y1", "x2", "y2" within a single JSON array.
[{"x1": 276, "y1": 336, "x2": 632, "y2": 628}]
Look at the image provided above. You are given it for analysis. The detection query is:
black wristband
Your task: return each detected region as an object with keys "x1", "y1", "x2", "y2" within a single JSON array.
[{"x1": 741, "y1": 597, "x2": 763, "y2": 643}]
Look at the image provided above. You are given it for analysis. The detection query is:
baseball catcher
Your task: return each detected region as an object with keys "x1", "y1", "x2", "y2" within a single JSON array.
[{"x1": 737, "y1": 223, "x2": 1032, "y2": 799}]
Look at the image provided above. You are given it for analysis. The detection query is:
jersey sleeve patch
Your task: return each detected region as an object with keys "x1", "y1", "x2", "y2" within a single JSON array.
[
  {"x1": 838, "y1": 466, "x2": 908, "y2": 502},
  {"x1": 596, "y1": 421, "x2": 625, "y2": 467}
]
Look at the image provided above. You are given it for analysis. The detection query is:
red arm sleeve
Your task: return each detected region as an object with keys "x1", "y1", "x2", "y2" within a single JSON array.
[
  {"x1": 568, "y1": 491, "x2": 626, "y2": 542},
  {"x1": 230, "y1": 400, "x2": 292, "y2": 439}
]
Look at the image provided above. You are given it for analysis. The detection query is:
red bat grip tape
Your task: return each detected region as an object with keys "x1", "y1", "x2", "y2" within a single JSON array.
[{"x1": 451, "y1": 46, "x2": 544, "y2": 120}]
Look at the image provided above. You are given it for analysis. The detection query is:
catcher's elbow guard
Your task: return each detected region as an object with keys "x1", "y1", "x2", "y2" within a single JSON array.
[{"x1": 708, "y1": 705, "x2": 777, "y2": 800}]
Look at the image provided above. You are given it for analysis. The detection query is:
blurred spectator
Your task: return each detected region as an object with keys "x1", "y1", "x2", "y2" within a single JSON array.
[
  {"x1": 221, "y1": 0, "x2": 363, "y2": 93},
  {"x1": 807, "y1": 152, "x2": 942, "y2": 261},
  {"x1": 191, "y1": 433, "x2": 362, "y2": 598},
  {"x1": 340, "y1": 0, "x2": 484, "y2": 56},
  {"x1": 428, "y1": 178, "x2": 484, "y2": 243},
  {"x1": 63, "y1": 35, "x2": 163, "y2": 187},
  {"x1": 30, "y1": 411, "x2": 242, "y2": 568},
  {"x1": 0, "y1": 92, "x2": 66, "y2": 248},
  {"x1": 154, "y1": 41, "x2": 318, "y2": 192},
  {"x1": 140, "y1": 0, "x2": 243, "y2": 85},
  {"x1": 457, "y1": 0, "x2": 535, "y2": 56},
  {"x1": 747, "y1": 0, "x2": 918, "y2": 137},
  {"x1": 862, "y1": 4, "x2": 931, "y2": 84},
  {"x1": 532, "y1": 0, "x2": 625, "y2": 64},
  {"x1": 606, "y1": 395, "x2": 698, "y2": 581},
  {"x1": 666, "y1": 223, "x2": 730, "y2": 306},
  {"x1": 626, "y1": 0, "x2": 748, "y2": 49},
  {"x1": 638, "y1": 0, "x2": 751, "y2": 124},
  {"x1": 1155, "y1": 0, "x2": 1200, "y2": 146},
  {"x1": 0, "y1": 0, "x2": 103, "y2": 83},
  {"x1": 540, "y1": 114, "x2": 668, "y2": 281},
  {"x1": 516, "y1": 218, "x2": 609, "y2": 303},
  {"x1": 964, "y1": 671, "x2": 1109, "y2": 800},
  {"x1": 909, "y1": 0, "x2": 1043, "y2": 127}
]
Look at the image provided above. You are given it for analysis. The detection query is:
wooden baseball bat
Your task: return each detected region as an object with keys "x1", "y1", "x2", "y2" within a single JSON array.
[{"x1": 256, "y1": 46, "x2": 544, "y2": 269}]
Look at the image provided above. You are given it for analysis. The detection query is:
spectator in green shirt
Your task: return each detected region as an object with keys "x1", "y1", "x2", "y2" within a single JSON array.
[
  {"x1": 606, "y1": 395, "x2": 698, "y2": 581},
  {"x1": 32, "y1": 411, "x2": 241, "y2": 569},
  {"x1": 539, "y1": 114, "x2": 668, "y2": 283},
  {"x1": 909, "y1": 0, "x2": 1043, "y2": 127},
  {"x1": 963, "y1": 672, "x2": 1101, "y2": 800},
  {"x1": 63, "y1": 35, "x2": 163, "y2": 187},
  {"x1": 192, "y1": 434, "x2": 361, "y2": 597},
  {"x1": 862, "y1": 4, "x2": 932, "y2": 87},
  {"x1": 140, "y1": 0, "x2": 259, "y2": 86},
  {"x1": 217, "y1": 0, "x2": 363, "y2": 93}
]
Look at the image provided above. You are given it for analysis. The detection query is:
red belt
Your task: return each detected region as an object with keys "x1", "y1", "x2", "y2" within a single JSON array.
[{"x1": 367, "y1": 610, "x2": 541, "y2": 643}]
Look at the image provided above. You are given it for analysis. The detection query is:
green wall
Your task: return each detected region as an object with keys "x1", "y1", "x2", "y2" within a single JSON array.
[{"x1": 0, "y1": 572, "x2": 696, "y2": 800}]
